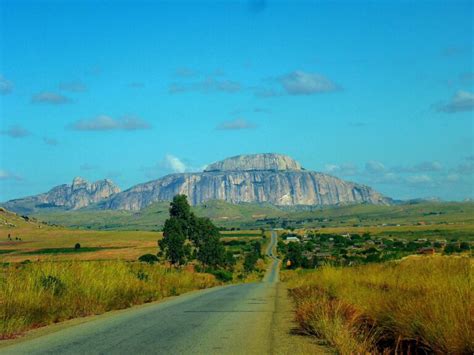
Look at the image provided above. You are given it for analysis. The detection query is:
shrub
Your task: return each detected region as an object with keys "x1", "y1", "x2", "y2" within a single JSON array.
[
  {"x1": 40, "y1": 275, "x2": 66, "y2": 296},
  {"x1": 138, "y1": 254, "x2": 159, "y2": 264},
  {"x1": 207, "y1": 269, "x2": 233, "y2": 282},
  {"x1": 74, "y1": 243, "x2": 81, "y2": 250}
]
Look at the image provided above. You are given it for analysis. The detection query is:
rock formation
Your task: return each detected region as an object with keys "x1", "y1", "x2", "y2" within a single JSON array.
[
  {"x1": 3, "y1": 154, "x2": 392, "y2": 213},
  {"x1": 103, "y1": 154, "x2": 391, "y2": 210},
  {"x1": 3, "y1": 177, "x2": 120, "y2": 213}
]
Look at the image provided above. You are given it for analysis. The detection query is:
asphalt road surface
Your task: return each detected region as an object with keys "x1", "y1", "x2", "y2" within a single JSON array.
[{"x1": 2, "y1": 232, "x2": 291, "y2": 355}]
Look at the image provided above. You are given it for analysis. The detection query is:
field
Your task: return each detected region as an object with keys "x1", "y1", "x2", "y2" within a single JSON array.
[
  {"x1": 0, "y1": 208, "x2": 264, "y2": 263},
  {"x1": 282, "y1": 256, "x2": 473, "y2": 354}
]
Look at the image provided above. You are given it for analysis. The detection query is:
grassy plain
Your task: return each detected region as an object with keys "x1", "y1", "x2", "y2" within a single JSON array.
[
  {"x1": 282, "y1": 256, "x2": 473, "y2": 354},
  {"x1": 0, "y1": 208, "x2": 263, "y2": 263}
]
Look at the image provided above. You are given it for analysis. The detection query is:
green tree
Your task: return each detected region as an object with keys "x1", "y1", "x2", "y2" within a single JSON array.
[
  {"x1": 243, "y1": 252, "x2": 258, "y2": 273},
  {"x1": 252, "y1": 241, "x2": 262, "y2": 257},
  {"x1": 224, "y1": 250, "x2": 236, "y2": 270},
  {"x1": 286, "y1": 242, "x2": 303, "y2": 269},
  {"x1": 159, "y1": 218, "x2": 186, "y2": 265},
  {"x1": 169, "y1": 194, "x2": 192, "y2": 221},
  {"x1": 197, "y1": 234, "x2": 225, "y2": 268},
  {"x1": 459, "y1": 241, "x2": 470, "y2": 251},
  {"x1": 190, "y1": 217, "x2": 219, "y2": 247}
]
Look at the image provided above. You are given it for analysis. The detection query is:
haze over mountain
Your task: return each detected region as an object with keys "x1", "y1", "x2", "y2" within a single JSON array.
[{"x1": 3, "y1": 154, "x2": 391, "y2": 214}]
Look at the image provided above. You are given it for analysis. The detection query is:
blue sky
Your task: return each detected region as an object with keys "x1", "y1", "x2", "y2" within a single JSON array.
[{"x1": 0, "y1": 0, "x2": 473, "y2": 201}]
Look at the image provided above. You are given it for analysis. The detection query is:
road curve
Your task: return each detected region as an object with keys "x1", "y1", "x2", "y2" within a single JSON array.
[{"x1": 3, "y1": 232, "x2": 282, "y2": 355}]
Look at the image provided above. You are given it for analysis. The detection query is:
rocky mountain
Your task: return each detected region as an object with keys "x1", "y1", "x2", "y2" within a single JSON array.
[
  {"x1": 3, "y1": 154, "x2": 391, "y2": 214},
  {"x1": 102, "y1": 153, "x2": 391, "y2": 211},
  {"x1": 3, "y1": 177, "x2": 120, "y2": 214}
]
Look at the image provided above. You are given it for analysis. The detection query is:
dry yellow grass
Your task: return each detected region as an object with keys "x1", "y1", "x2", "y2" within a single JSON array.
[
  {"x1": 0, "y1": 260, "x2": 218, "y2": 339},
  {"x1": 283, "y1": 256, "x2": 473, "y2": 354},
  {"x1": 0, "y1": 211, "x2": 161, "y2": 262}
]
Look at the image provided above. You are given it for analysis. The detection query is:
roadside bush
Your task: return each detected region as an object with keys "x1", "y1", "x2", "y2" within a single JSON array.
[{"x1": 207, "y1": 269, "x2": 233, "y2": 282}]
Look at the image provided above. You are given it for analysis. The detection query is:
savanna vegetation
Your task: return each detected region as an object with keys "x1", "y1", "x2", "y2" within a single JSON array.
[
  {"x1": 282, "y1": 256, "x2": 473, "y2": 354},
  {"x1": 0, "y1": 260, "x2": 218, "y2": 339},
  {"x1": 0, "y1": 197, "x2": 268, "y2": 339}
]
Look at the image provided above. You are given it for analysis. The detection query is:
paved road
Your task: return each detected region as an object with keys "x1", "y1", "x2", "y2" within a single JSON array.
[{"x1": 3, "y1": 232, "x2": 283, "y2": 355}]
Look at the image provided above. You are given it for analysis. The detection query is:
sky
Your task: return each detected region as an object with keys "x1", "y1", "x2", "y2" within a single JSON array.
[{"x1": 0, "y1": 0, "x2": 473, "y2": 202}]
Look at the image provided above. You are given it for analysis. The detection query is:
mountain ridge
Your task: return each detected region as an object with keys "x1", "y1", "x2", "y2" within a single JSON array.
[{"x1": 2, "y1": 153, "x2": 392, "y2": 213}]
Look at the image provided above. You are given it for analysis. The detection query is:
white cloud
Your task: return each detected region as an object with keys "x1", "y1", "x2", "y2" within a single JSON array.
[
  {"x1": 168, "y1": 78, "x2": 241, "y2": 94},
  {"x1": 217, "y1": 118, "x2": 257, "y2": 130},
  {"x1": 393, "y1": 161, "x2": 443, "y2": 173},
  {"x1": 278, "y1": 71, "x2": 339, "y2": 95},
  {"x1": 324, "y1": 163, "x2": 358, "y2": 176},
  {"x1": 445, "y1": 174, "x2": 460, "y2": 182},
  {"x1": 1, "y1": 125, "x2": 30, "y2": 138},
  {"x1": 69, "y1": 115, "x2": 151, "y2": 131},
  {"x1": 437, "y1": 90, "x2": 474, "y2": 113},
  {"x1": 0, "y1": 169, "x2": 22, "y2": 181},
  {"x1": 365, "y1": 161, "x2": 387, "y2": 174},
  {"x1": 59, "y1": 81, "x2": 87, "y2": 92},
  {"x1": 162, "y1": 154, "x2": 186, "y2": 173},
  {"x1": 406, "y1": 174, "x2": 433, "y2": 185},
  {"x1": 32, "y1": 92, "x2": 71, "y2": 104}
]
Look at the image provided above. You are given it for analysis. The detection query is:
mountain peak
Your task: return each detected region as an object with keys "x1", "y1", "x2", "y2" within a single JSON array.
[
  {"x1": 72, "y1": 176, "x2": 87, "y2": 187},
  {"x1": 204, "y1": 153, "x2": 303, "y2": 172}
]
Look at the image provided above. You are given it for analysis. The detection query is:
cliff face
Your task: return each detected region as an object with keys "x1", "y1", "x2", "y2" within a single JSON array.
[
  {"x1": 103, "y1": 154, "x2": 390, "y2": 211},
  {"x1": 3, "y1": 154, "x2": 391, "y2": 213},
  {"x1": 4, "y1": 177, "x2": 120, "y2": 212}
]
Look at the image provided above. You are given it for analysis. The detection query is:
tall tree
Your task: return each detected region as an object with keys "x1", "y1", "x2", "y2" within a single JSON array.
[
  {"x1": 160, "y1": 195, "x2": 227, "y2": 269},
  {"x1": 190, "y1": 217, "x2": 219, "y2": 247},
  {"x1": 159, "y1": 217, "x2": 186, "y2": 265},
  {"x1": 169, "y1": 194, "x2": 192, "y2": 223}
]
